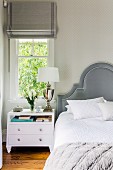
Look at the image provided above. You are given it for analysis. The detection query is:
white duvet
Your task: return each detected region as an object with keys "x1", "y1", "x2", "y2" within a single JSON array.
[{"x1": 54, "y1": 111, "x2": 113, "y2": 149}]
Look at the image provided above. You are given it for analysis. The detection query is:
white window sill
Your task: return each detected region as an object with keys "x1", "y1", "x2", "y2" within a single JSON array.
[
  {"x1": 8, "y1": 97, "x2": 56, "y2": 109},
  {"x1": 9, "y1": 96, "x2": 44, "y2": 104}
]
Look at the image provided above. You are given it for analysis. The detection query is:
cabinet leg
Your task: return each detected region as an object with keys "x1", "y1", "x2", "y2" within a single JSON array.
[{"x1": 6, "y1": 146, "x2": 11, "y2": 153}]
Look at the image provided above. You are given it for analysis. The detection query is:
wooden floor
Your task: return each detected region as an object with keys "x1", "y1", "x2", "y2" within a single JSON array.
[{"x1": 2, "y1": 143, "x2": 50, "y2": 170}]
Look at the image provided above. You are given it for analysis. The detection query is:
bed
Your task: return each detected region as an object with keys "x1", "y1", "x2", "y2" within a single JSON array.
[{"x1": 44, "y1": 62, "x2": 113, "y2": 170}]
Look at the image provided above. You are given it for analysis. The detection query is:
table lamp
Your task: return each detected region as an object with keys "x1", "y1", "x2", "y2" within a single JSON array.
[{"x1": 38, "y1": 67, "x2": 59, "y2": 112}]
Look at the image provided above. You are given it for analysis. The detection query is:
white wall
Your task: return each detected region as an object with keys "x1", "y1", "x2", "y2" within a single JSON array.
[
  {"x1": 0, "y1": 0, "x2": 4, "y2": 128},
  {"x1": 0, "y1": 0, "x2": 4, "y2": 167},
  {"x1": 3, "y1": 0, "x2": 113, "y2": 133},
  {"x1": 55, "y1": 0, "x2": 113, "y2": 94}
]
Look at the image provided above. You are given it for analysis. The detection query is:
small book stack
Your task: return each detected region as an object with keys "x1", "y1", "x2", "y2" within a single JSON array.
[
  {"x1": 36, "y1": 116, "x2": 51, "y2": 122},
  {"x1": 11, "y1": 115, "x2": 33, "y2": 122},
  {"x1": 19, "y1": 115, "x2": 31, "y2": 120}
]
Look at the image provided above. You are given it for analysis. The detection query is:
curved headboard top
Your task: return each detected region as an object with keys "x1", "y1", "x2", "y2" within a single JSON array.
[{"x1": 57, "y1": 62, "x2": 113, "y2": 118}]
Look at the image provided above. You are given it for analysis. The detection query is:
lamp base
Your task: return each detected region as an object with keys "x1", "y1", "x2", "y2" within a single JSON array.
[
  {"x1": 43, "y1": 105, "x2": 53, "y2": 112},
  {"x1": 43, "y1": 86, "x2": 54, "y2": 112}
]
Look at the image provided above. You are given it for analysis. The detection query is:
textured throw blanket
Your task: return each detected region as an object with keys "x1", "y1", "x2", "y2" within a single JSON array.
[{"x1": 44, "y1": 143, "x2": 113, "y2": 170}]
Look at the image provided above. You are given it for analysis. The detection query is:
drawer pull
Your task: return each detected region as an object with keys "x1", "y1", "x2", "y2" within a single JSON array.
[
  {"x1": 39, "y1": 129, "x2": 42, "y2": 131},
  {"x1": 39, "y1": 138, "x2": 42, "y2": 142},
  {"x1": 18, "y1": 129, "x2": 20, "y2": 131},
  {"x1": 17, "y1": 138, "x2": 20, "y2": 141}
]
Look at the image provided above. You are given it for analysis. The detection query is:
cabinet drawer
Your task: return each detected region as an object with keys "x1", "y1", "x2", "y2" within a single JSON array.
[
  {"x1": 8, "y1": 124, "x2": 53, "y2": 135},
  {"x1": 8, "y1": 135, "x2": 52, "y2": 146}
]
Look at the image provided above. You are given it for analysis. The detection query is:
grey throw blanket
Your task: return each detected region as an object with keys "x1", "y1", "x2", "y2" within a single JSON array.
[{"x1": 44, "y1": 143, "x2": 113, "y2": 170}]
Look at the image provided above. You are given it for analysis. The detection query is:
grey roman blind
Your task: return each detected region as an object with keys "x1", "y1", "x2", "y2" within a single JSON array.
[{"x1": 6, "y1": 1, "x2": 57, "y2": 38}]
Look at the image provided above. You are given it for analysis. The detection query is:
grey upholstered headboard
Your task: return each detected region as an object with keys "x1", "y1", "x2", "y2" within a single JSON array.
[{"x1": 57, "y1": 62, "x2": 113, "y2": 118}]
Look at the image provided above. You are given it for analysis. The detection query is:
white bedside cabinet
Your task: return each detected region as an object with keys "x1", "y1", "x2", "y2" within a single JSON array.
[{"x1": 6, "y1": 109, "x2": 55, "y2": 153}]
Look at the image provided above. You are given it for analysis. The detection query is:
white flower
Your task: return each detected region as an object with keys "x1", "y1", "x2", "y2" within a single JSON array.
[{"x1": 28, "y1": 90, "x2": 36, "y2": 99}]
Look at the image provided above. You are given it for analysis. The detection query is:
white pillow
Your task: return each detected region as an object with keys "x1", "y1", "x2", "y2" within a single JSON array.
[
  {"x1": 65, "y1": 105, "x2": 72, "y2": 112},
  {"x1": 98, "y1": 102, "x2": 113, "y2": 120},
  {"x1": 67, "y1": 97, "x2": 105, "y2": 120}
]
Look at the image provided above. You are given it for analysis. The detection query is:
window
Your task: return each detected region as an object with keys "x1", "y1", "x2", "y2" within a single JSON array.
[
  {"x1": 10, "y1": 39, "x2": 54, "y2": 100},
  {"x1": 18, "y1": 39, "x2": 47, "y2": 97}
]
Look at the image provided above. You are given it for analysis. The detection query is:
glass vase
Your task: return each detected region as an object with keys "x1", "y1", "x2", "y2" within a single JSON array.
[{"x1": 30, "y1": 104, "x2": 34, "y2": 112}]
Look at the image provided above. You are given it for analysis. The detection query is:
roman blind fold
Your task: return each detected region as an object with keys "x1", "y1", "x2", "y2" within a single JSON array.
[{"x1": 7, "y1": 1, "x2": 57, "y2": 38}]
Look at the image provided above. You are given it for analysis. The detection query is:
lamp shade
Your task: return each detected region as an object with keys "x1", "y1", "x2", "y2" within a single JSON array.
[{"x1": 38, "y1": 67, "x2": 59, "y2": 82}]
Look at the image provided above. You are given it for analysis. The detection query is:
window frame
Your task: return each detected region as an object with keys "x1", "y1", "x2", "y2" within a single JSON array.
[{"x1": 9, "y1": 39, "x2": 54, "y2": 102}]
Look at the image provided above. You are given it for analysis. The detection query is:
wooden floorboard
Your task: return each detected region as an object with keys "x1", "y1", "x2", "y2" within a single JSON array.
[{"x1": 2, "y1": 143, "x2": 50, "y2": 170}]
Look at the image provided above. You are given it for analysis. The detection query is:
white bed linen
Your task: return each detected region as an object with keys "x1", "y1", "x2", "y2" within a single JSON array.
[{"x1": 54, "y1": 111, "x2": 113, "y2": 149}]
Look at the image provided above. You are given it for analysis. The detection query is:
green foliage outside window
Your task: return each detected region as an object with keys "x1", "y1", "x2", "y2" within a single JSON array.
[
  {"x1": 18, "y1": 40, "x2": 48, "y2": 97},
  {"x1": 19, "y1": 41, "x2": 48, "y2": 56}
]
